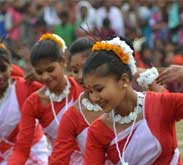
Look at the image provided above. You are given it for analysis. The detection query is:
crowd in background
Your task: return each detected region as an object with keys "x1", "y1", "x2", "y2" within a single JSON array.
[{"x1": 0, "y1": 0, "x2": 183, "y2": 72}]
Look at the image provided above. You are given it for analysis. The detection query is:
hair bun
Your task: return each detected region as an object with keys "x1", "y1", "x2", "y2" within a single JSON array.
[{"x1": 39, "y1": 33, "x2": 67, "y2": 52}]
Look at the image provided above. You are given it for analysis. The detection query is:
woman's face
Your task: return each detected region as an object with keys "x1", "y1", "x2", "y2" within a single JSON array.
[
  {"x1": 83, "y1": 73, "x2": 127, "y2": 113},
  {"x1": 0, "y1": 61, "x2": 11, "y2": 92},
  {"x1": 34, "y1": 59, "x2": 65, "y2": 92},
  {"x1": 70, "y1": 52, "x2": 88, "y2": 86}
]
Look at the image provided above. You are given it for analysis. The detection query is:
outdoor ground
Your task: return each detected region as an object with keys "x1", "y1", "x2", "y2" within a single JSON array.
[{"x1": 177, "y1": 120, "x2": 183, "y2": 158}]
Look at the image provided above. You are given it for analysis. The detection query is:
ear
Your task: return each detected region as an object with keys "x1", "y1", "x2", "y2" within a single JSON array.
[{"x1": 118, "y1": 73, "x2": 130, "y2": 88}]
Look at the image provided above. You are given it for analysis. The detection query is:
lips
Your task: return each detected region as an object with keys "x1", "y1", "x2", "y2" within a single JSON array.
[{"x1": 44, "y1": 79, "x2": 53, "y2": 86}]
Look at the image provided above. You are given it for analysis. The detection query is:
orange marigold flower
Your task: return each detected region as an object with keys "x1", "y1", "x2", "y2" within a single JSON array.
[
  {"x1": 92, "y1": 42, "x2": 129, "y2": 64},
  {"x1": 39, "y1": 33, "x2": 63, "y2": 48}
]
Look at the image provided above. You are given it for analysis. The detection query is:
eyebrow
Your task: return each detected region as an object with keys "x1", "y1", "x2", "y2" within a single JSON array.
[
  {"x1": 93, "y1": 84, "x2": 101, "y2": 89},
  {"x1": 36, "y1": 65, "x2": 54, "y2": 71}
]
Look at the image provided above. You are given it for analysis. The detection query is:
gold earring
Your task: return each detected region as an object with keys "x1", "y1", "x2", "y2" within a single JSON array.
[{"x1": 123, "y1": 84, "x2": 127, "y2": 88}]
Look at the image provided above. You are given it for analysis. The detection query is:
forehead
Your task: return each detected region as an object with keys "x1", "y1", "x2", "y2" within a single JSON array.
[
  {"x1": 83, "y1": 73, "x2": 115, "y2": 88},
  {"x1": 34, "y1": 59, "x2": 59, "y2": 70},
  {"x1": 70, "y1": 53, "x2": 88, "y2": 66}
]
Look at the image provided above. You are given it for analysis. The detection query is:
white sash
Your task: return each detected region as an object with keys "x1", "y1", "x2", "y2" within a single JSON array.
[
  {"x1": 0, "y1": 82, "x2": 19, "y2": 142},
  {"x1": 170, "y1": 148, "x2": 180, "y2": 165},
  {"x1": 76, "y1": 127, "x2": 88, "y2": 153},
  {"x1": 1, "y1": 135, "x2": 50, "y2": 165},
  {"x1": 43, "y1": 99, "x2": 74, "y2": 144},
  {"x1": 109, "y1": 92, "x2": 162, "y2": 165},
  {"x1": 112, "y1": 120, "x2": 162, "y2": 165}
]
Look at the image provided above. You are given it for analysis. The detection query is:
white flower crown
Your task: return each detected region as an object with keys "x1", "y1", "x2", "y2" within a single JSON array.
[{"x1": 106, "y1": 37, "x2": 137, "y2": 75}]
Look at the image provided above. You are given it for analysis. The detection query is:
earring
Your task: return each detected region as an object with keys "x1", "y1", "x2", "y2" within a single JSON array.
[{"x1": 123, "y1": 84, "x2": 127, "y2": 88}]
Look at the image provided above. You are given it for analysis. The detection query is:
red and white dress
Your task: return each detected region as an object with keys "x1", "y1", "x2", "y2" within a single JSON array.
[
  {"x1": 0, "y1": 77, "x2": 49, "y2": 165},
  {"x1": 11, "y1": 64, "x2": 24, "y2": 77},
  {"x1": 49, "y1": 106, "x2": 89, "y2": 165},
  {"x1": 49, "y1": 104, "x2": 110, "y2": 165},
  {"x1": 8, "y1": 76, "x2": 82, "y2": 165},
  {"x1": 84, "y1": 92, "x2": 183, "y2": 165}
]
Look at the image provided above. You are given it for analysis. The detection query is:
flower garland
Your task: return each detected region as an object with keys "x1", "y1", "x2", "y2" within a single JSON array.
[
  {"x1": 137, "y1": 67, "x2": 159, "y2": 90},
  {"x1": 39, "y1": 33, "x2": 67, "y2": 52},
  {"x1": 92, "y1": 37, "x2": 137, "y2": 75},
  {"x1": 92, "y1": 42, "x2": 129, "y2": 64},
  {"x1": 81, "y1": 97, "x2": 102, "y2": 112},
  {"x1": 45, "y1": 76, "x2": 71, "y2": 102}
]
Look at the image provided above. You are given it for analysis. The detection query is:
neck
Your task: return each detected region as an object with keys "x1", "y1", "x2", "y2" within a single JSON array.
[
  {"x1": 49, "y1": 77, "x2": 67, "y2": 96},
  {"x1": 115, "y1": 87, "x2": 137, "y2": 116}
]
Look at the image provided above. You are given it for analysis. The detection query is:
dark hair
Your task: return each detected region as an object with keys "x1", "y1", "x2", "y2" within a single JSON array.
[
  {"x1": 103, "y1": 17, "x2": 111, "y2": 27},
  {"x1": 70, "y1": 37, "x2": 94, "y2": 54},
  {"x1": 59, "y1": 10, "x2": 69, "y2": 19},
  {"x1": 30, "y1": 39, "x2": 63, "y2": 66},
  {"x1": 83, "y1": 50, "x2": 132, "y2": 81},
  {"x1": 69, "y1": 37, "x2": 94, "y2": 61},
  {"x1": 0, "y1": 48, "x2": 11, "y2": 64}
]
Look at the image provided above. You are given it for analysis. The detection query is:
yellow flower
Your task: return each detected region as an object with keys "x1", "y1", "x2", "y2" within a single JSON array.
[
  {"x1": 92, "y1": 42, "x2": 129, "y2": 64},
  {"x1": 0, "y1": 43, "x2": 6, "y2": 49},
  {"x1": 39, "y1": 33, "x2": 64, "y2": 48}
]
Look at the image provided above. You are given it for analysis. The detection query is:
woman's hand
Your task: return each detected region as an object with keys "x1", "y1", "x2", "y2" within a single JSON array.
[{"x1": 156, "y1": 65, "x2": 183, "y2": 85}]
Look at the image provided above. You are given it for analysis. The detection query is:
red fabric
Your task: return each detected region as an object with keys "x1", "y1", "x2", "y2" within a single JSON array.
[
  {"x1": 11, "y1": 64, "x2": 24, "y2": 77},
  {"x1": 172, "y1": 54, "x2": 183, "y2": 65},
  {"x1": 135, "y1": 52, "x2": 146, "y2": 68},
  {"x1": 0, "y1": 77, "x2": 43, "y2": 163},
  {"x1": 14, "y1": 76, "x2": 42, "y2": 109},
  {"x1": 84, "y1": 92, "x2": 183, "y2": 165},
  {"x1": 49, "y1": 107, "x2": 88, "y2": 164},
  {"x1": 0, "y1": 127, "x2": 19, "y2": 154},
  {"x1": 8, "y1": 76, "x2": 82, "y2": 165}
]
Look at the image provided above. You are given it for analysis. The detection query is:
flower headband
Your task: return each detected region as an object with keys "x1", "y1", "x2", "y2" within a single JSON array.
[
  {"x1": 92, "y1": 37, "x2": 137, "y2": 75},
  {"x1": 39, "y1": 33, "x2": 67, "y2": 52}
]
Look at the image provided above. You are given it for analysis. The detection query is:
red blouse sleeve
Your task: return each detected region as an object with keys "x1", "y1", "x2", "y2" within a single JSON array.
[
  {"x1": 49, "y1": 107, "x2": 87, "y2": 164},
  {"x1": 146, "y1": 92, "x2": 183, "y2": 122},
  {"x1": 8, "y1": 95, "x2": 37, "y2": 165},
  {"x1": 84, "y1": 120, "x2": 112, "y2": 165},
  {"x1": 11, "y1": 64, "x2": 24, "y2": 77}
]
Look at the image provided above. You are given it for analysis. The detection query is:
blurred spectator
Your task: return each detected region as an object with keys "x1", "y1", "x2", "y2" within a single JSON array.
[
  {"x1": 6, "y1": 0, "x2": 25, "y2": 43},
  {"x1": 152, "y1": 49, "x2": 165, "y2": 67},
  {"x1": 149, "y1": 0, "x2": 170, "y2": 48},
  {"x1": 54, "y1": 10, "x2": 75, "y2": 47},
  {"x1": 0, "y1": 1, "x2": 10, "y2": 38},
  {"x1": 33, "y1": 18, "x2": 47, "y2": 41},
  {"x1": 99, "y1": 17, "x2": 116, "y2": 40},
  {"x1": 168, "y1": 1, "x2": 179, "y2": 43},
  {"x1": 137, "y1": 43, "x2": 153, "y2": 68},
  {"x1": 0, "y1": 0, "x2": 182, "y2": 73},
  {"x1": 43, "y1": 0, "x2": 60, "y2": 28},
  {"x1": 75, "y1": 1, "x2": 96, "y2": 38},
  {"x1": 95, "y1": 0, "x2": 125, "y2": 36}
]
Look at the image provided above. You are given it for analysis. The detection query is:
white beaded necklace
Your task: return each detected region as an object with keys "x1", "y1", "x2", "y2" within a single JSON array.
[
  {"x1": 78, "y1": 92, "x2": 102, "y2": 125},
  {"x1": 45, "y1": 76, "x2": 70, "y2": 125},
  {"x1": 81, "y1": 97, "x2": 102, "y2": 112},
  {"x1": 45, "y1": 76, "x2": 71, "y2": 102},
  {"x1": 111, "y1": 92, "x2": 144, "y2": 165}
]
